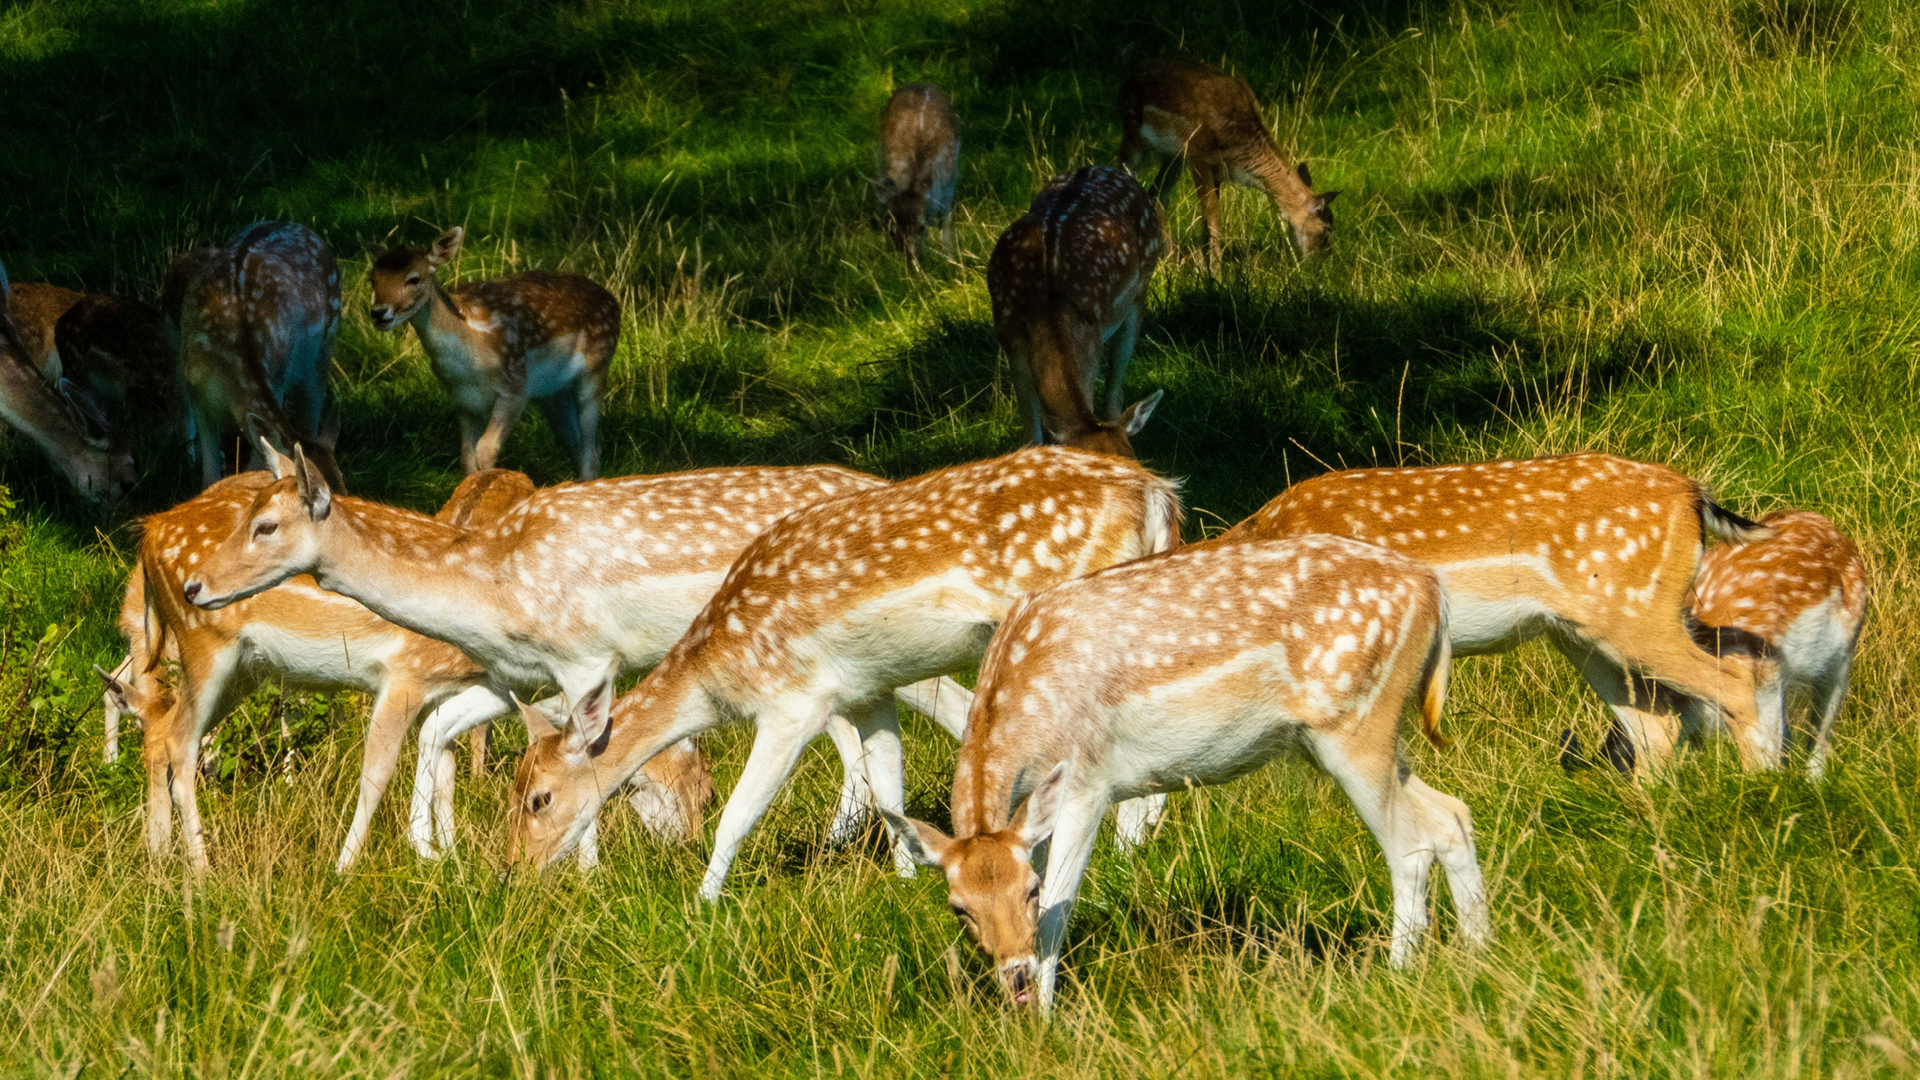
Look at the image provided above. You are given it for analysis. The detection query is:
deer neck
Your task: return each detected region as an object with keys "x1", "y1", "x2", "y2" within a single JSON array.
[
  {"x1": 1239, "y1": 143, "x2": 1315, "y2": 221},
  {"x1": 948, "y1": 722, "x2": 1043, "y2": 840},
  {"x1": 591, "y1": 654, "x2": 718, "y2": 804},
  {"x1": 410, "y1": 280, "x2": 485, "y2": 364},
  {"x1": 307, "y1": 498, "x2": 498, "y2": 658}
]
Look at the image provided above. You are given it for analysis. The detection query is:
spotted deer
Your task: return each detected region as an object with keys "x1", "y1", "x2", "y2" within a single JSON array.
[
  {"x1": 7, "y1": 281, "x2": 177, "y2": 470},
  {"x1": 0, "y1": 263, "x2": 135, "y2": 503},
  {"x1": 989, "y1": 166, "x2": 1165, "y2": 457},
  {"x1": 1118, "y1": 56, "x2": 1339, "y2": 268},
  {"x1": 886, "y1": 535, "x2": 1489, "y2": 1009},
  {"x1": 369, "y1": 227, "x2": 617, "y2": 479},
  {"x1": 509, "y1": 446, "x2": 1184, "y2": 898},
  {"x1": 872, "y1": 83, "x2": 959, "y2": 269},
  {"x1": 180, "y1": 222, "x2": 344, "y2": 490},
  {"x1": 99, "y1": 469, "x2": 713, "y2": 870},
  {"x1": 1223, "y1": 454, "x2": 1772, "y2": 769},
  {"x1": 5, "y1": 281, "x2": 83, "y2": 376},
  {"x1": 179, "y1": 451, "x2": 975, "y2": 860},
  {"x1": 162, "y1": 247, "x2": 223, "y2": 349}
]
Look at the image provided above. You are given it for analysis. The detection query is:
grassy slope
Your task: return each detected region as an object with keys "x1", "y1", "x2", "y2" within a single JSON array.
[{"x1": 3, "y1": 0, "x2": 1920, "y2": 1074}]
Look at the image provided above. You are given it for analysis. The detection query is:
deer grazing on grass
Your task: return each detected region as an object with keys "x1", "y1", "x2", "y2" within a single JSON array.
[
  {"x1": 100, "y1": 468, "x2": 713, "y2": 870},
  {"x1": 5, "y1": 281, "x2": 82, "y2": 375},
  {"x1": 162, "y1": 247, "x2": 223, "y2": 348},
  {"x1": 8, "y1": 280, "x2": 176, "y2": 481},
  {"x1": 369, "y1": 227, "x2": 617, "y2": 479},
  {"x1": 1118, "y1": 56, "x2": 1339, "y2": 268},
  {"x1": 0, "y1": 262, "x2": 135, "y2": 504},
  {"x1": 886, "y1": 535, "x2": 1490, "y2": 1009},
  {"x1": 873, "y1": 83, "x2": 959, "y2": 269},
  {"x1": 1223, "y1": 454, "x2": 1773, "y2": 769},
  {"x1": 180, "y1": 222, "x2": 344, "y2": 490},
  {"x1": 989, "y1": 166, "x2": 1165, "y2": 457},
  {"x1": 508, "y1": 446, "x2": 1184, "y2": 897}
]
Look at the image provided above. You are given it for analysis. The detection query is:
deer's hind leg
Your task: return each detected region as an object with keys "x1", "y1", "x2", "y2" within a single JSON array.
[
  {"x1": 1597, "y1": 623, "x2": 1770, "y2": 770},
  {"x1": 1192, "y1": 163, "x2": 1224, "y2": 272},
  {"x1": 335, "y1": 679, "x2": 423, "y2": 872},
  {"x1": 699, "y1": 696, "x2": 833, "y2": 900}
]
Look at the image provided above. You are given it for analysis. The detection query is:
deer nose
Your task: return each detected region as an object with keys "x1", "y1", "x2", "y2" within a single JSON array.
[
  {"x1": 370, "y1": 305, "x2": 393, "y2": 323},
  {"x1": 182, "y1": 581, "x2": 201, "y2": 603}
]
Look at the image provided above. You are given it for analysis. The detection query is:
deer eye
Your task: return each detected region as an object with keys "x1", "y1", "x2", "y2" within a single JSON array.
[
  {"x1": 406, "y1": 274, "x2": 421, "y2": 286},
  {"x1": 1027, "y1": 880, "x2": 1041, "y2": 903},
  {"x1": 253, "y1": 520, "x2": 278, "y2": 539},
  {"x1": 527, "y1": 791, "x2": 553, "y2": 815},
  {"x1": 949, "y1": 901, "x2": 971, "y2": 922}
]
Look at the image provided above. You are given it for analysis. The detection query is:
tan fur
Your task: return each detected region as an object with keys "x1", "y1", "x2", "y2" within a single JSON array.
[
  {"x1": 0, "y1": 265, "x2": 133, "y2": 503},
  {"x1": 432, "y1": 468, "x2": 538, "y2": 774},
  {"x1": 1117, "y1": 56, "x2": 1338, "y2": 267},
  {"x1": 988, "y1": 166, "x2": 1165, "y2": 457},
  {"x1": 6, "y1": 282, "x2": 84, "y2": 376},
  {"x1": 875, "y1": 83, "x2": 960, "y2": 268}
]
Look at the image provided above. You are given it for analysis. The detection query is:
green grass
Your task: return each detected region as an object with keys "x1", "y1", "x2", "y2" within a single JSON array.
[{"x1": 4, "y1": 0, "x2": 1920, "y2": 1073}]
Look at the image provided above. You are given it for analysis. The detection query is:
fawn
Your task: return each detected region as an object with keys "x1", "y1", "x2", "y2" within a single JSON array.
[{"x1": 873, "y1": 83, "x2": 960, "y2": 269}]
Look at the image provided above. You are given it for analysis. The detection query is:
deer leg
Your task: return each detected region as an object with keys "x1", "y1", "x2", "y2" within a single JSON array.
[
  {"x1": 1006, "y1": 342, "x2": 1046, "y2": 446},
  {"x1": 192, "y1": 402, "x2": 224, "y2": 488},
  {"x1": 1806, "y1": 656, "x2": 1852, "y2": 780},
  {"x1": 170, "y1": 651, "x2": 244, "y2": 871},
  {"x1": 1099, "y1": 305, "x2": 1142, "y2": 422},
  {"x1": 456, "y1": 410, "x2": 486, "y2": 475},
  {"x1": 891, "y1": 675, "x2": 973, "y2": 740},
  {"x1": 407, "y1": 685, "x2": 513, "y2": 858},
  {"x1": 142, "y1": 705, "x2": 178, "y2": 855},
  {"x1": 1305, "y1": 728, "x2": 1437, "y2": 965},
  {"x1": 1111, "y1": 793, "x2": 1166, "y2": 851},
  {"x1": 1402, "y1": 774, "x2": 1491, "y2": 946},
  {"x1": 1192, "y1": 164, "x2": 1224, "y2": 273},
  {"x1": 1551, "y1": 634, "x2": 1684, "y2": 772},
  {"x1": 1033, "y1": 796, "x2": 1105, "y2": 1014},
  {"x1": 469, "y1": 723, "x2": 490, "y2": 775},
  {"x1": 335, "y1": 681, "x2": 420, "y2": 872},
  {"x1": 470, "y1": 395, "x2": 527, "y2": 474},
  {"x1": 1601, "y1": 626, "x2": 1770, "y2": 770},
  {"x1": 102, "y1": 652, "x2": 134, "y2": 764},
  {"x1": 698, "y1": 700, "x2": 829, "y2": 900},
  {"x1": 823, "y1": 713, "x2": 872, "y2": 848},
  {"x1": 845, "y1": 696, "x2": 913, "y2": 878}
]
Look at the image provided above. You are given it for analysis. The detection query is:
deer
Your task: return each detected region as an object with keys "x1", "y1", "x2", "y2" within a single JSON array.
[
  {"x1": 177, "y1": 449, "x2": 978, "y2": 861},
  {"x1": 179, "y1": 222, "x2": 344, "y2": 490},
  {"x1": 99, "y1": 468, "x2": 714, "y2": 871},
  {"x1": 508, "y1": 445, "x2": 1185, "y2": 899},
  {"x1": 885, "y1": 535, "x2": 1490, "y2": 1009},
  {"x1": 1118, "y1": 56, "x2": 1339, "y2": 269},
  {"x1": 5, "y1": 281, "x2": 83, "y2": 376},
  {"x1": 988, "y1": 166, "x2": 1165, "y2": 458},
  {"x1": 368, "y1": 227, "x2": 617, "y2": 479},
  {"x1": 8, "y1": 281, "x2": 176, "y2": 479},
  {"x1": 1222, "y1": 453, "x2": 1774, "y2": 770},
  {"x1": 872, "y1": 83, "x2": 960, "y2": 269},
  {"x1": 162, "y1": 247, "x2": 223, "y2": 349},
  {"x1": 0, "y1": 262, "x2": 135, "y2": 504}
]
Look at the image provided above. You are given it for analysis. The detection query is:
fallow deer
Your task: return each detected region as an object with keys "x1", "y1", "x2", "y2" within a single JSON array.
[
  {"x1": 1118, "y1": 56, "x2": 1339, "y2": 268},
  {"x1": 508, "y1": 446, "x2": 1184, "y2": 898},
  {"x1": 162, "y1": 247, "x2": 223, "y2": 349},
  {"x1": 369, "y1": 227, "x2": 617, "y2": 479},
  {"x1": 873, "y1": 83, "x2": 959, "y2": 269},
  {"x1": 886, "y1": 535, "x2": 1490, "y2": 1009},
  {"x1": 988, "y1": 166, "x2": 1165, "y2": 457},
  {"x1": 179, "y1": 222, "x2": 344, "y2": 490},
  {"x1": 5, "y1": 281, "x2": 82, "y2": 376},
  {"x1": 0, "y1": 263, "x2": 135, "y2": 504},
  {"x1": 101, "y1": 468, "x2": 714, "y2": 870},
  {"x1": 1222, "y1": 453, "x2": 1772, "y2": 769},
  {"x1": 54, "y1": 293, "x2": 179, "y2": 457},
  {"x1": 179, "y1": 452, "x2": 976, "y2": 860}
]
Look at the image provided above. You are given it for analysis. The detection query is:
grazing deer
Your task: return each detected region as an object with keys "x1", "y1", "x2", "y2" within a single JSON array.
[
  {"x1": 1688, "y1": 510, "x2": 1868, "y2": 779},
  {"x1": 179, "y1": 451, "x2": 976, "y2": 859},
  {"x1": 162, "y1": 247, "x2": 223, "y2": 348},
  {"x1": 1118, "y1": 56, "x2": 1339, "y2": 268},
  {"x1": 5, "y1": 281, "x2": 83, "y2": 376},
  {"x1": 988, "y1": 166, "x2": 1165, "y2": 457},
  {"x1": 886, "y1": 535, "x2": 1490, "y2": 1009},
  {"x1": 180, "y1": 222, "x2": 344, "y2": 490},
  {"x1": 873, "y1": 83, "x2": 960, "y2": 269},
  {"x1": 0, "y1": 263, "x2": 135, "y2": 503},
  {"x1": 54, "y1": 293, "x2": 180, "y2": 455},
  {"x1": 1223, "y1": 454, "x2": 1773, "y2": 769},
  {"x1": 508, "y1": 446, "x2": 1184, "y2": 898},
  {"x1": 100, "y1": 468, "x2": 715, "y2": 870},
  {"x1": 369, "y1": 227, "x2": 617, "y2": 479}
]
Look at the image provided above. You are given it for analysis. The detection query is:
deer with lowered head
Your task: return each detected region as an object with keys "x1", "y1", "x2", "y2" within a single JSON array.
[
  {"x1": 989, "y1": 165, "x2": 1165, "y2": 458},
  {"x1": 9, "y1": 279, "x2": 178, "y2": 475},
  {"x1": 886, "y1": 535, "x2": 1490, "y2": 1010},
  {"x1": 1119, "y1": 56, "x2": 1339, "y2": 268},
  {"x1": 1223, "y1": 453, "x2": 1774, "y2": 769},
  {"x1": 179, "y1": 222, "x2": 345, "y2": 490},
  {"x1": 873, "y1": 83, "x2": 959, "y2": 269},
  {"x1": 0, "y1": 262, "x2": 135, "y2": 504},
  {"x1": 369, "y1": 227, "x2": 617, "y2": 479},
  {"x1": 508, "y1": 446, "x2": 1184, "y2": 898}
]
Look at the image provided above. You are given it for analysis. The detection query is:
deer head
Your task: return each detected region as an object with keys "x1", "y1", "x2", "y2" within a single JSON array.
[
  {"x1": 182, "y1": 440, "x2": 331, "y2": 609},
  {"x1": 1289, "y1": 163, "x2": 1340, "y2": 257},
  {"x1": 369, "y1": 227, "x2": 463, "y2": 331},
  {"x1": 509, "y1": 677, "x2": 617, "y2": 866}
]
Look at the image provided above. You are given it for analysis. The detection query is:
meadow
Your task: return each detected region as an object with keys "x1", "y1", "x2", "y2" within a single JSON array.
[{"x1": 2, "y1": 0, "x2": 1918, "y2": 1073}]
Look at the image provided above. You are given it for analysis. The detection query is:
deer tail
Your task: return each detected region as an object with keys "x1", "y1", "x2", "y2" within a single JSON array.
[
  {"x1": 1140, "y1": 474, "x2": 1185, "y2": 556},
  {"x1": 1416, "y1": 590, "x2": 1452, "y2": 750},
  {"x1": 1699, "y1": 493, "x2": 1772, "y2": 545}
]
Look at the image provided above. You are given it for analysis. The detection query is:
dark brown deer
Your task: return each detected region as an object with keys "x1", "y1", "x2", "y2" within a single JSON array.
[
  {"x1": 5, "y1": 282, "x2": 82, "y2": 375},
  {"x1": 987, "y1": 166, "x2": 1164, "y2": 458},
  {"x1": 0, "y1": 263, "x2": 134, "y2": 503},
  {"x1": 369, "y1": 227, "x2": 617, "y2": 479},
  {"x1": 1118, "y1": 57, "x2": 1339, "y2": 268},
  {"x1": 54, "y1": 293, "x2": 179, "y2": 455},
  {"x1": 873, "y1": 83, "x2": 960, "y2": 269}
]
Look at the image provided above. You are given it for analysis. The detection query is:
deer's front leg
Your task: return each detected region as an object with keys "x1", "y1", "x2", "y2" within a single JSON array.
[
  {"x1": 468, "y1": 394, "x2": 528, "y2": 474},
  {"x1": 1100, "y1": 305, "x2": 1142, "y2": 422}
]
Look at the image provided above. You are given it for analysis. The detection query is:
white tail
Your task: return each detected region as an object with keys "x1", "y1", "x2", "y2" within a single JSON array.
[
  {"x1": 508, "y1": 445, "x2": 1184, "y2": 896},
  {"x1": 369, "y1": 226, "x2": 618, "y2": 479},
  {"x1": 0, "y1": 263, "x2": 134, "y2": 504},
  {"x1": 988, "y1": 166, "x2": 1165, "y2": 457},
  {"x1": 873, "y1": 83, "x2": 959, "y2": 269}
]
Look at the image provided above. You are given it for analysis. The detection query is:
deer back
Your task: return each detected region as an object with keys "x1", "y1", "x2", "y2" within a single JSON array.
[
  {"x1": 1693, "y1": 510, "x2": 1868, "y2": 649},
  {"x1": 0, "y1": 266, "x2": 132, "y2": 503},
  {"x1": 876, "y1": 83, "x2": 960, "y2": 246},
  {"x1": 443, "y1": 271, "x2": 620, "y2": 389}
]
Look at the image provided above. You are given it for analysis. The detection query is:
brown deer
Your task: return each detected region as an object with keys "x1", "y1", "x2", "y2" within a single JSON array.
[
  {"x1": 988, "y1": 166, "x2": 1165, "y2": 457},
  {"x1": 7, "y1": 281, "x2": 176, "y2": 480},
  {"x1": 162, "y1": 247, "x2": 223, "y2": 349},
  {"x1": 99, "y1": 468, "x2": 713, "y2": 871},
  {"x1": 885, "y1": 536, "x2": 1489, "y2": 1009},
  {"x1": 5, "y1": 281, "x2": 83, "y2": 376},
  {"x1": 1118, "y1": 56, "x2": 1339, "y2": 268},
  {"x1": 369, "y1": 227, "x2": 617, "y2": 479},
  {"x1": 873, "y1": 83, "x2": 960, "y2": 269},
  {"x1": 1223, "y1": 454, "x2": 1772, "y2": 769},
  {"x1": 0, "y1": 263, "x2": 134, "y2": 503},
  {"x1": 179, "y1": 222, "x2": 344, "y2": 490},
  {"x1": 508, "y1": 446, "x2": 1184, "y2": 898}
]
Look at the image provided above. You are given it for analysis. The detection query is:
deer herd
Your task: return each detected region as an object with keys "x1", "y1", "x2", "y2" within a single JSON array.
[{"x1": 0, "y1": 57, "x2": 1872, "y2": 1012}]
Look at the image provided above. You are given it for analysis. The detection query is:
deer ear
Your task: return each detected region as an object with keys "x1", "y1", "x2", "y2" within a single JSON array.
[
  {"x1": 880, "y1": 809, "x2": 954, "y2": 867},
  {"x1": 513, "y1": 692, "x2": 562, "y2": 743},
  {"x1": 247, "y1": 417, "x2": 297, "y2": 479},
  {"x1": 58, "y1": 379, "x2": 113, "y2": 442},
  {"x1": 562, "y1": 677, "x2": 615, "y2": 755},
  {"x1": 1317, "y1": 190, "x2": 1341, "y2": 207},
  {"x1": 1009, "y1": 760, "x2": 1071, "y2": 848},
  {"x1": 1296, "y1": 161, "x2": 1313, "y2": 189},
  {"x1": 292, "y1": 443, "x2": 332, "y2": 521},
  {"x1": 429, "y1": 227, "x2": 464, "y2": 266},
  {"x1": 94, "y1": 665, "x2": 135, "y2": 712},
  {"x1": 1119, "y1": 388, "x2": 1163, "y2": 436}
]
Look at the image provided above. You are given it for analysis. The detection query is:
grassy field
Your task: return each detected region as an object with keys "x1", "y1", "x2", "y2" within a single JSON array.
[{"x1": 4, "y1": 0, "x2": 1920, "y2": 1073}]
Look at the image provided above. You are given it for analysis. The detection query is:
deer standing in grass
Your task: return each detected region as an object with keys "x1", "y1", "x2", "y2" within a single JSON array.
[
  {"x1": 886, "y1": 535, "x2": 1489, "y2": 1009},
  {"x1": 162, "y1": 247, "x2": 223, "y2": 349},
  {"x1": 1118, "y1": 56, "x2": 1339, "y2": 268},
  {"x1": 8, "y1": 280, "x2": 176, "y2": 480},
  {"x1": 178, "y1": 451, "x2": 975, "y2": 861},
  {"x1": 370, "y1": 227, "x2": 617, "y2": 479},
  {"x1": 873, "y1": 83, "x2": 959, "y2": 269},
  {"x1": 101, "y1": 468, "x2": 714, "y2": 870},
  {"x1": 0, "y1": 262, "x2": 135, "y2": 503},
  {"x1": 180, "y1": 222, "x2": 344, "y2": 490},
  {"x1": 989, "y1": 166, "x2": 1165, "y2": 457},
  {"x1": 509, "y1": 446, "x2": 1183, "y2": 897},
  {"x1": 1223, "y1": 454, "x2": 1772, "y2": 768},
  {"x1": 5, "y1": 281, "x2": 82, "y2": 376}
]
